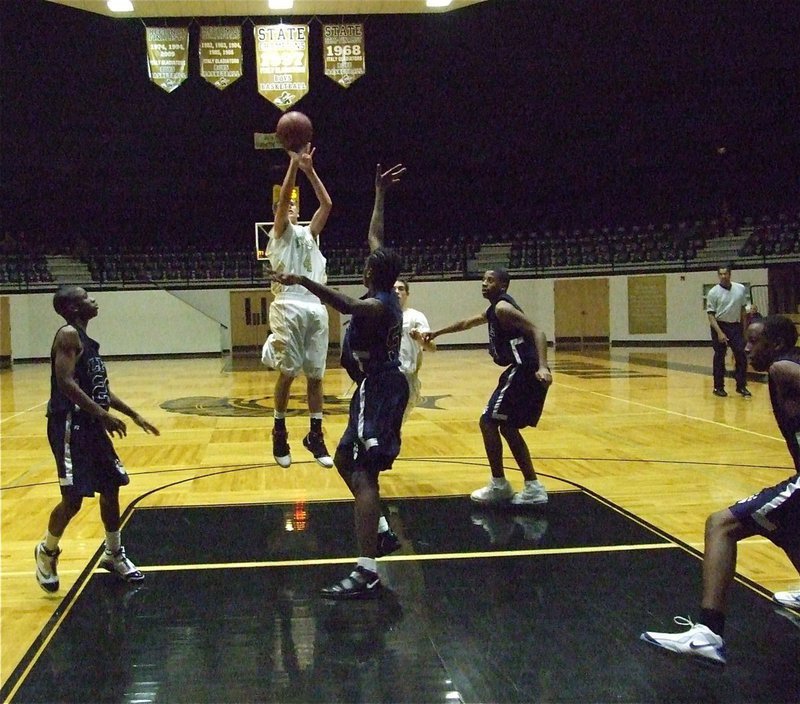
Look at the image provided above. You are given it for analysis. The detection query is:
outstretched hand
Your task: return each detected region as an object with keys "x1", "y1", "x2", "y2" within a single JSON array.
[
  {"x1": 287, "y1": 143, "x2": 312, "y2": 168},
  {"x1": 375, "y1": 163, "x2": 407, "y2": 192},
  {"x1": 133, "y1": 414, "x2": 160, "y2": 436},
  {"x1": 296, "y1": 145, "x2": 316, "y2": 173}
]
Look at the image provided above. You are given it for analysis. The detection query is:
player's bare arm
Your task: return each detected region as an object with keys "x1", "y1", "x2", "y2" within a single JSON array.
[
  {"x1": 495, "y1": 302, "x2": 552, "y2": 386},
  {"x1": 410, "y1": 328, "x2": 437, "y2": 351},
  {"x1": 109, "y1": 392, "x2": 160, "y2": 436},
  {"x1": 273, "y1": 150, "x2": 302, "y2": 238},
  {"x1": 368, "y1": 163, "x2": 406, "y2": 252},
  {"x1": 271, "y1": 272, "x2": 386, "y2": 318},
  {"x1": 298, "y1": 147, "x2": 333, "y2": 237},
  {"x1": 53, "y1": 327, "x2": 127, "y2": 438},
  {"x1": 425, "y1": 312, "x2": 487, "y2": 342}
]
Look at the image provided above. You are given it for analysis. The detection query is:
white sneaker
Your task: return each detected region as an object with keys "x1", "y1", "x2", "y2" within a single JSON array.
[
  {"x1": 511, "y1": 480, "x2": 548, "y2": 506},
  {"x1": 512, "y1": 515, "x2": 549, "y2": 542},
  {"x1": 35, "y1": 542, "x2": 61, "y2": 593},
  {"x1": 471, "y1": 511, "x2": 515, "y2": 545},
  {"x1": 470, "y1": 478, "x2": 514, "y2": 504},
  {"x1": 773, "y1": 590, "x2": 800, "y2": 609},
  {"x1": 100, "y1": 546, "x2": 145, "y2": 583},
  {"x1": 640, "y1": 617, "x2": 726, "y2": 665}
]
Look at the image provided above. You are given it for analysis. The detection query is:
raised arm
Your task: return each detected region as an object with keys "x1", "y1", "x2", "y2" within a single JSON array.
[
  {"x1": 297, "y1": 147, "x2": 332, "y2": 237},
  {"x1": 273, "y1": 150, "x2": 301, "y2": 238},
  {"x1": 368, "y1": 163, "x2": 407, "y2": 252}
]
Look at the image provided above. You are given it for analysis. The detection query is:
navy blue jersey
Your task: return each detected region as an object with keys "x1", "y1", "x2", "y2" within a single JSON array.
[
  {"x1": 47, "y1": 325, "x2": 111, "y2": 417},
  {"x1": 770, "y1": 348, "x2": 800, "y2": 470},
  {"x1": 486, "y1": 293, "x2": 538, "y2": 367},
  {"x1": 341, "y1": 290, "x2": 402, "y2": 380}
]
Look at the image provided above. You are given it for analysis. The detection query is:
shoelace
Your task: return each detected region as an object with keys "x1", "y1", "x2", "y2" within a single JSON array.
[
  {"x1": 672, "y1": 615, "x2": 695, "y2": 629},
  {"x1": 40, "y1": 545, "x2": 60, "y2": 571}
]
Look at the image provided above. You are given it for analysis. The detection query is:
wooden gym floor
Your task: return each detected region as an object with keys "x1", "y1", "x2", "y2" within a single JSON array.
[{"x1": 1, "y1": 347, "x2": 799, "y2": 702}]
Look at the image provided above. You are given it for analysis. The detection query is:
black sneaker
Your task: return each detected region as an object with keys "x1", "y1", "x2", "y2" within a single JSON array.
[
  {"x1": 272, "y1": 428, "x2": 291, "y2": 468},
  {"x1": 736, "y1": 387, "x2": 752, "y2": 398},
  {"x1": 376, "y1": 529, "x2": 401, "y2": 557},
  {"x1": 713, "y1": 388, "x2": 728, "y2": 397},
  {"x1": 320, "y1": 566, "x2": 382, "y2": 600},
  {"x1": 303, "y1": 431, "x2": 334, "y2": 468}
]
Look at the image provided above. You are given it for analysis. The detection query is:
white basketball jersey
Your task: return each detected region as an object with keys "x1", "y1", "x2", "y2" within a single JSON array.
[
  {"x1": 400, "y1": 307, "x2": 430, "y2": 375},
  {"x1": 267, "y1": 222, "x2": 327, "y2": 301}
]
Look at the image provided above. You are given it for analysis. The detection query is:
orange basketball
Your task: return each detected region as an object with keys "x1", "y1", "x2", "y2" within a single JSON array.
[{"x1": 275, "y1": 111, "x2": 313, "y2": 152}]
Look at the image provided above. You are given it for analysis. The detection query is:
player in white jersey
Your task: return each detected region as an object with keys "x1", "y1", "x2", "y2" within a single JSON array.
[
  {"x1": 262, "y1": 145, "x2": 333, "y2": 468},
  {"x1": 393, "y1": 279, "x2": 436, "y2": 422}
]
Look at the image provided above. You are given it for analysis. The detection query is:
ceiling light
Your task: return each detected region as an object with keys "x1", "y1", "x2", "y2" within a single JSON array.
[
  {"x1": 107, "y1": 0, "x2": 134, "y2": 11},
  {"x1": 268, "y1": 0, "x2": 294, "y2": 9},
  {"x1": 426, "y1": 0, "x2": 453, "y2": 6}
]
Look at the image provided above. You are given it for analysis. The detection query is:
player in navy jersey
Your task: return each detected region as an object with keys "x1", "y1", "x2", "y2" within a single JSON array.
[
  {"x1": 35, "y1": 286, "x2": 160, "y2": 593},
  {"x1": 425, "y1": 270, "x2": 553, "y2": 506},
  {"x1": 642, "y1": 315, "x2": 800, "y2": 665},
  {"x1": 272, "y1": 163, "x2": 407, "y2": 599}
]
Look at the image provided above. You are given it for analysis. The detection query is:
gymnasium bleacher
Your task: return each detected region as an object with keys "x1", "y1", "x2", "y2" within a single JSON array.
[{"x1": 1, "y1": 209, "x2": 798, "y2": 292}]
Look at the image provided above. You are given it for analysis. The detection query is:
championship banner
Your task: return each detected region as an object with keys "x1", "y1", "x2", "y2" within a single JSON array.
[
  {"x1": 254, "y1": 132, "x2": 281, "y2": 150},
  {"x1": 145, "y1": 27, "x2": 189, "y2": 93},
  {"x1": 199, "y1": 26, "x2": 242, "y2": 90},
  {"x1": 254, "y1": 24, "x2": 309, "y2": 110},
  {"x1": 323, "y1": 23, "x2": 365, "y2": 88}
]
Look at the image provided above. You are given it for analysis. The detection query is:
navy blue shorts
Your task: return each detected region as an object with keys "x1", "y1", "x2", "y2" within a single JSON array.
[
  {"x1": 336, "y1": 369, "x2": 409, "y2": 475},
  {"x1": 728, "y1": 474, "x2": 800, "y2": 551},
  {"x1": 47, "y1": 412, "x2": 129, "y2": 498},
  {"x1": 482, "y1": 363, "x2": 549, "y2": 428}
]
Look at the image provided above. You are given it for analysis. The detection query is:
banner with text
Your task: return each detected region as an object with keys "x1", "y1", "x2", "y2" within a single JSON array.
[
  {"x1": 199, "y1": 26, "x2": 242, "y2": 90},
  {"x1": 145, "y1": 27, "x2": 189, "y2": 93},
  {"x1": 254, "y1": 24, "x2": 309, "y2": 110},
  {"x1": 322, "y1": 23, "x2": 365, "y2": 88}
]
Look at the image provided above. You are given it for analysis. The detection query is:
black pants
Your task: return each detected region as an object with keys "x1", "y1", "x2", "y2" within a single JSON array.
[{"x1": 711, "y1": 321, "x2": 747, "y2": 390}]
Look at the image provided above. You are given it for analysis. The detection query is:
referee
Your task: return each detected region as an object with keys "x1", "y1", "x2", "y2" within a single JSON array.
[{"x1": 706, "y1": 264, "x2": 751, "y2": 397}]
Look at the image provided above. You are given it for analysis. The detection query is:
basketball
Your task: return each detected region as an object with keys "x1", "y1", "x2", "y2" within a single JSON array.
[{"x1": 276, "y1": 111, "x2": 313, "y2": 152}]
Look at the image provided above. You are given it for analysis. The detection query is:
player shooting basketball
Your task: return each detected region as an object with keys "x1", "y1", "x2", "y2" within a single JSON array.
[{"x1": 262, "y1": 143, "x2": 334, "y2": 469}]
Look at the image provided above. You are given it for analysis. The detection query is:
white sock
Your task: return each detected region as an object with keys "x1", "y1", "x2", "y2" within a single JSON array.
[
  {"x1": 491, "y1": 476, "x2": 508, "y2": 487},
  {"x1": 525, "y1": 479, "x2": 541, "y2": 488},
  {"x1": 378, "y1": 516, "x2": 390, "y2": 533},
  {"x1": 105, "y1": 531, "x2": 121, "y2": 554},
  {"x1": 357, "y1": 557, "x2": 377, "y2": 574},
  {"x1": 44, "y1": 531, "x2": 60, "y2": 552},
  {"x1": 273, "y1": 411, "x2": 285, "y2": 420}
]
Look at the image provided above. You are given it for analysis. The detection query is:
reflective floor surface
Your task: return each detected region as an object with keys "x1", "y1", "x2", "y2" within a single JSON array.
[{"x1": 6, "y1": 493, "x2": 799, "y2": 703}]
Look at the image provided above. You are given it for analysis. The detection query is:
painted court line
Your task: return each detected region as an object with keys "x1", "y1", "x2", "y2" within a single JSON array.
[
  {"x1": 109, "y1": 542, "x2": 679, "y2": 574},
  {"x1": 0, "y1": 400, "x2": 48, "y2": 425}
]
